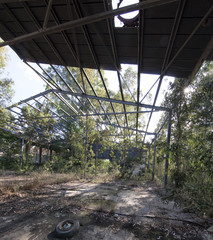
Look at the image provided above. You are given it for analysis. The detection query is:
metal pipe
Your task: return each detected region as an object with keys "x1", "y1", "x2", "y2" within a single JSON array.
[
  {"x1": 43, "y1": 0, "x2": 53, "y2": 29},
  {"x1": 17, "y1": 109, "x2": 156, "y2": 119},
  {"x1": 140, "y1": 3, "x2": 213, "y2": 105},
  {"x1": 47, "y1": 143, "x2": 50, "y2": 162},
  {"x1": 156, "y1": 114, "x2": 169, "y2": 137},
  {"x1": 147, "y1": 146, "x2": 151, "y2": 170},
  {"x1": 72, "y1": 0, "x2": 120, "y2": 126},
  {"x1": 136, "y1": 10, "x2": 144, "y2": 141},
  {"x1": 0, "y1": 0, "x2": 178, "y2": 48},
  {"x1": 52, "y1": 89, "x2": 170, "y2": 111},
  {"x1": 97, "y1": 121, "x2": 156, "y2": 135},
  {"x1": 11, "y1": 87, "x2": 168, "y2": 112},
  {"x1": 20, "y1": 138, "x2": 24, "y2": 167}
]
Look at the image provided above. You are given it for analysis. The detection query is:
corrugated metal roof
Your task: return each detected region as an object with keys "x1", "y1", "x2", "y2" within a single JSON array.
[{"x1": 0, "y1": 0, "x2": 212, "y2": 78}]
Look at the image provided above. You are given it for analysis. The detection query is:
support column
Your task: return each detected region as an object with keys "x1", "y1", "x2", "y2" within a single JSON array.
[
  {"x1": 152, "y1": 140, "x2": 157, "y2": 181},
  {"x1": 20, "y1": 138, "x2": 24, "y2": 167},
  {"x1": 95, "y1": 144, "x2": 98, "y2": 176},
  {"x1": 47, "y1": 143, "x2": 50, "y2": 162},
  {"x1": 50, "y1": 148, "x2": 53, "y2": 161},
  {"x1": 39, "y1": 146, "x2": 42, "y2": 165},
  {"x1": 25, "y1": 142, "x2": 29, "y2": 164},
  {"x1": 147, "y1": 146, "x2": 151, "y2": 171},
  {"x1": 164, "y1": 110, "x2": 172, "y2": 188}
]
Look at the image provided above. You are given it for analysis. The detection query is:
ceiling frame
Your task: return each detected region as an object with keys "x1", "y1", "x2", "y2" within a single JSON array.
[{"x1": 0, "y1": 0, "x2": 212, "y2": 144}]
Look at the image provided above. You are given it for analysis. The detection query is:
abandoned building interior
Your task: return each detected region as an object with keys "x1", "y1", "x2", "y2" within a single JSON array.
[{"x1": 0, "y1": 0, "x2": 212, "y2": 187}]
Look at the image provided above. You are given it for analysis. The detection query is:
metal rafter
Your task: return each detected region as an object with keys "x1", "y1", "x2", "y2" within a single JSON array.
[
  {"x1": 22, "y1": 2, "x2": 90, "y2": 116},
  {"x1": 1, "y1": 4, "x2": 79, "y2": 116},
  {"x1": 0, "y1": 0, "x2": 178, "y2": 48},
  {"x1": 96, "y1": 121, "x2": 155, "y2": 135},
  {"x1": 103, "y1": 0, "x2": 128, "y2": 127},
  {"x1": 43, "y1": 0, "x2": 112, "y2": 125},
  {"x1": 10, "y1": 89, "x2": 168, "y2": 112},
  {"x1": 51, "y1": 89, "x2": 169, "y2": 111},
  {"x1": 7, "y1": 107, "x2": 64, "y2": 141},
  {"x1": 140, "y1": 3, "x2": 213, "y2": 105},
  {"x1": 143, "y1": 0, "x2": 186, "y2": 135},
  {"x1": 188, "y1": 36, "x2": 213, "y2": 84},
  {"x1": 43, "y1": 0, "x2": 53, "y2": 29},
  {"x1": 72, "y1": 0, "x2": 120, "y2": 126},
  {"x1": 136, "y1": 7, "x2": 144, "y2": 141},
  {"x1": 8, "y1": 88, "x2": 166, "y2": 140},
  {"x1": 36, "y1": 110, "x2": 158, "y2": 118},
  {"x1": 142, "y1": 0, "x2": 213, "y2": 142},
  {"x1": 33, "y1": 98, "x2": 68, "y2": 123},
  {"x1": 25, "y1": 62, "x2": 85, "y2": 118}
]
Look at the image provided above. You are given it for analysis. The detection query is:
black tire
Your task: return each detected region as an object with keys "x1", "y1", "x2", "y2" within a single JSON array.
[{"x1": 55, "y1": 219, "x2": 80, "y2": 238}]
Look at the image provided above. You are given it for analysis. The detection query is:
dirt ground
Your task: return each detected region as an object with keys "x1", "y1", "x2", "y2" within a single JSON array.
[{"x1": 0, "y1": 174, "x2": 213, "y2": 240}]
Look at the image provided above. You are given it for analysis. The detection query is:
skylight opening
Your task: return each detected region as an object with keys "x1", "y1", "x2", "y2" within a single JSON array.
[{"x1": 112, "y1": 0, "x2": 139, "y2": 28}]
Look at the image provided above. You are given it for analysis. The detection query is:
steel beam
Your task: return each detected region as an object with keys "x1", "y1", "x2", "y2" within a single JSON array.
[
  {"x1": 22, "y1": 3, "x2": 89, "y2": 116},
  {"x1": 147, "y1": 146, "x2": 151, "y2": 170},
  {"x1": 52, "y1": 89, "x2": 169, "y2": 111},
  {"x1": 156, "y1": 114, "x2": 169, "y2": 137},
  {"x1": 142, "y1": 4, "x2": 213, "y2": 142},
  {"x1": 33, "y1": 98, "x2": 68, "y2": 123},
  {"x1": 43, "y1": 0, "x2": 53, "y2": 29},
  {"x1": 0, "y1": 0, "x2": 34, "y2": 2},
  {"x1": 25, "y1": 109, "x2": 155, "y2": 119},
  {"x1": 43, "y1": 1, "x2": 112, "y2": 124},
  {"x1": 142, "y1": 0, "x2": 186, "y2": 142},
  {"x1": 188, "y1": 36, "x2": 213, "y2": 84},
  {"x1": 103, "y1": 0, "x2": 129, "y2": 126},
  {"x1": 12, "y1": 88, "x2": 169, "y2": 111},
  {"x1": 20, "y1": 138, "x2": 24, "y2": 167},
  {"x1": 97, "y1": 121, "x2": 156, "y2": 135},
  {"x1": 1, "y1": 4, "x2": 78, "y2": 117},
  {"x1": 72, "y1": 0, "x2": 120, "y2": 125},
  {"x1": 136, "y1": 9, "x2": 144, "y2": 140},
  {"x1": 0, "y1": 0, "x2": 178, "y2": 48},
  {"x1": 71, "y1": 110, "x2": 155, "y2": 117}
]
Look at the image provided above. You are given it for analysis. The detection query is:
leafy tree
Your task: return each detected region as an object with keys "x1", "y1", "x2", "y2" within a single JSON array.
[
  {"x1": 0, "y1": 45, "x2": 14, "y2": 126},
  {"x1": 0, "y1": 45, "x2": 19, "y2": 169},
  {"x1": 155, "y1": 61, "x2": 213, "y2": 211}
]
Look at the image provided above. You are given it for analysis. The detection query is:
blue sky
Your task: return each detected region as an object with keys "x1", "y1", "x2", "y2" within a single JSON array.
[{"x1": 4, "y1": 47, "x2": 45, "y2": 104}]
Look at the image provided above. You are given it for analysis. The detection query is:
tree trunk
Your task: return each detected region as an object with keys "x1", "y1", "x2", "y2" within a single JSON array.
[
  {"x1": 25, "y1": 142, "x2": 30, "y2": 164},
  {"x1": 50, "y1": 148, "x2": 53, "y2": 161},
  {"x1": 39, "y1": 146, "x2": 42, "y2": 165}
]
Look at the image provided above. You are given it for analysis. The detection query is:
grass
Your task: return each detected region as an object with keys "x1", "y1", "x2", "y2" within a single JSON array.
[
  {"x1": 0, "y1": 170, "x2": 120, "y2": 198},
  {"x1": 0, "y1": 171, "x2": 76, "y2": 196}
]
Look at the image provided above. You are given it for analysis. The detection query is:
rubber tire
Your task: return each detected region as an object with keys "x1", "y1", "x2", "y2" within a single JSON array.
[{"x1": 55, "y1": 219, "x2": 80, "y2": 238}]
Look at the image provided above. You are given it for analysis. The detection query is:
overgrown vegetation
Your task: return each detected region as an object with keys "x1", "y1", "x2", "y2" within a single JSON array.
[
  {"x1": 0, "y1": 45, "x2": 212, "y2": 214},
  {"x1": 152, "y1": 62, "x2": 213, "y2": 212}
]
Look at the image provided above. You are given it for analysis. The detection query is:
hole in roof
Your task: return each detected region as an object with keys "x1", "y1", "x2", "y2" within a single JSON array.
[{"x1": 112, "y1": 0, "x2": 139, "y2": 27}]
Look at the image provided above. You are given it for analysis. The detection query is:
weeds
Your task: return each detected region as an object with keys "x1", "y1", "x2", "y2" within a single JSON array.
[{"x1": 0, "y1": 172, "x2": 75, "y2": 197}]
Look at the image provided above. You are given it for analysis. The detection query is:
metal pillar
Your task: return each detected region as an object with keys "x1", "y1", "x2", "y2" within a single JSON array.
[
  {"x1": 39, "y1": 146, "x2": 42, "y2": 165},
  {"x1": 20, "y1": 138, "x2": 24, "y2": 167},
  {"x1": 147, "y1": 146, "x2": 151, "y2": 171},
  {"x1": 47, "y1": 143, "x2": 50, "y2": 162},
  {"x1": 152, "y1": 140, "x2": 157, "y2": 181},
  {"x1": 164, "y1": 111, "x2": 172, "y2": 188},
  {"x1": 50, "y1": 148, "x2": 53, "y2": 161}
]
